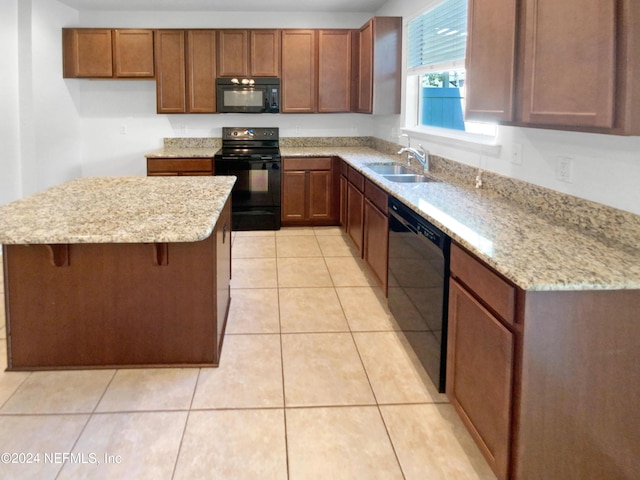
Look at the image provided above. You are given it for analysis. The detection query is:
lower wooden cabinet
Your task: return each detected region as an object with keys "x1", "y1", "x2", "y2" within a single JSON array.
[
  {"x1": 146, "y1": 157, "x2": 213, "y2": 176},
  {"x1": 363, "y1": 180, "x2": 388, "y2": 293},
  {"x1": 281, "y1": 157, "x2": 337, "y2": 225},
  {"x1": 447, "y1": 277, "x2": 514, "y2": 480},
  {"x1": 341, "y1": 162, "x2": 388, "y2": 292}
]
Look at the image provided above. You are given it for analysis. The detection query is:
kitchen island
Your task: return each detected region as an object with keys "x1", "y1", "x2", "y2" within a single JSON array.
[{"x1": 0, "y1": 176, "x2": 235, "y2": 370}]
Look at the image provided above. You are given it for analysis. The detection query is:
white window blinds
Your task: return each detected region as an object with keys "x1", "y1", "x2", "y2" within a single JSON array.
[{"x1": 407, "y1": 0, "x2": 468, "y2": 71}]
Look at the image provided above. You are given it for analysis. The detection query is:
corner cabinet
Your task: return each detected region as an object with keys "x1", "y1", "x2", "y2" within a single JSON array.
[
  {"x1": 355, "y1": 17, "x2": 402, "y2": 115},
  {"x1": 465, "y1": 0, "x2": 640, "y2": 134},
  {"x1": 281, "y1": 157, "x2": 338, "y2": 225}
]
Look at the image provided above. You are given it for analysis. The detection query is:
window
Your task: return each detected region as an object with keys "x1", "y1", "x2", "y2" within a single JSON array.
[{"x1": 406, "y1": 0, "x2": 496, "y2": 136}]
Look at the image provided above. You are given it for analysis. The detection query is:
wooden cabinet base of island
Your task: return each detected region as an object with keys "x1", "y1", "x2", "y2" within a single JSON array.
[
  {"x1": 447, "y1": 242, "x2": 640, "y2": 480},
  {"x1": 3, "y1": 200, "x2": 232, "y2": 370}
]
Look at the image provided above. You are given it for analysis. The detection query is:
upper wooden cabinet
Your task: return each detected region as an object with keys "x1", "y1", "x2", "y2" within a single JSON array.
[
  {"x1": 154, "y1": 30, "x2": 186, "y2": 114},
  {"x1": 250, "y1": 30, "x2": 281, "y2": 77},
  {"x1": 464, "y1": 0, "x2": 517, "y2": 123},
  {"x1": 355, "y1": 17, "x2": 402, "y2": 115},
  {"x1": 520, "y1": 0, "x2": 615, "y2": 129},
  {"x1": 186, "y1": 30, "x2": 217, "y2": 113},
  {"x1": 281, "y1": 30, "x2": 317, "y2": 113},
  {"x1": 318, "y1": 30, "x2": 354, "y2": 113},
  {"x1": 465, "y1": 0, "x2": 640, "y2": 135},
  {"x1": 217, "y1": 29, "x2": 280, "y2": 77},
  {"x1": 63, "y1": 28, "x2": 154, "y2": 78},
  {"x1": 113, "y1": 29, "x2": 154, "y2": 77}
]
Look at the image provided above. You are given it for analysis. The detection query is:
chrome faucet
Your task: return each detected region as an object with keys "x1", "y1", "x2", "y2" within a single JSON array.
[{"x1": 397, "y1": 144, "x2": 429, "y2": 171}]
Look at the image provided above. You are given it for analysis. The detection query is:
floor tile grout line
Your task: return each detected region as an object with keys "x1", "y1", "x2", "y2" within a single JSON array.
[
  {"x1": 52, "y1": 369, "x2": 118, "y2": 480},
  {"x1": 323, "y1": 227, "x2": 408, "y2": 480},
  {"x1": 169, "y1": 367, "x2": 202, "y2": 480},
  {"x1": 275, "y1": 237, "x2": 292, "y2": 480}
]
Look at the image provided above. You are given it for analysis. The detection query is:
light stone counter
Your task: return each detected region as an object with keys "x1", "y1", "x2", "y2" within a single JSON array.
[
  {"x1": 281, "y1": 146, "x2": 640, "y2": 291},
  {"x1": 0, "y1": 176, "x2": 236, "y2": 244}
]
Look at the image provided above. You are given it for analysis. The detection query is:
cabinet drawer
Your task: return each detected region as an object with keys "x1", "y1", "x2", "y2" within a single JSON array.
[
  {"x1": 283, "y1": 157, "x2": 332, "y2": 171},
  {"x1": 450, "y1": 243, "x2": 516, "y2": 325},
  {"x1": 147, "y1": 158, "x2": 213, "y2": 174},
  {"x1": 364, "y1": 179, "x2": 387, "y2": 213},
  {"x1": 347, "y1": 166, "x2": 365, "y2": 191}
]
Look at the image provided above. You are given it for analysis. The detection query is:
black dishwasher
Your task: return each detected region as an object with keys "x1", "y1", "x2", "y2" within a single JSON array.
[{"x1": 387, "y1": 197, "x2": 451, "y2": 393}]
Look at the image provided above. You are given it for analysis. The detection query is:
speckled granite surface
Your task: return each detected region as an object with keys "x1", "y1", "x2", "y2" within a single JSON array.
[
  {"x1": 0, "y1": 176, "x2": 235, "y2": 244},
  {"x1": 141, "y1": 137, "x2": 640, "y2": 291},
  {"x1": 280, "y1": 146, "x2": 640, "y2": 292}
]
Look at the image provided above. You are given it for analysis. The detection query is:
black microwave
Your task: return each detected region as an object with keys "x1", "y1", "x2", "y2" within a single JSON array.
[{"x1": 216, "y1": 77, "x2": 280, "y2": 113}]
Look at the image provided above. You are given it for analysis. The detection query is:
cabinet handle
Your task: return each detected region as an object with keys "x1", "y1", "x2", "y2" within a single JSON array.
[{"x1": 222, "y1": 222, "x2": 228, "y2": 244}]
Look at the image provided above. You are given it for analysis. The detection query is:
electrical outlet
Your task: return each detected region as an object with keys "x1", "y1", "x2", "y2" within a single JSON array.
[
  {"x1": 511, "y1": 143, "x2": 523, "y2": 165},
  {"x1": 120, "y1": 125, "x2": 127, "y2": 135},
  {"x1": 179, "y1": 124, "x2": 188, "y2": 134},
  {"x1": 556, "y1": 156, "x2": 573, "y2": 183}
]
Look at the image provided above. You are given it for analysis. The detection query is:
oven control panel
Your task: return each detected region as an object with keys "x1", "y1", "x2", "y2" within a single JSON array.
[{"x1": 222, "y1": 127, "x2": 279, "y2": 141}]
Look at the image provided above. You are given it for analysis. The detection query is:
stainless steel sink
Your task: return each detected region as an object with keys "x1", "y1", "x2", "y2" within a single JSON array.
[
  {"x1": 383, "y1": 174, "x2": 438, "y2": 183},
  {"x1": 366, "y1": 163, "x2": 415, "y2": 175}
]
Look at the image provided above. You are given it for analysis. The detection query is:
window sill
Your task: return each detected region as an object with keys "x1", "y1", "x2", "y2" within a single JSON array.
[{"x1": 401, "y1": 126, "x2": 502, "y2": 156}]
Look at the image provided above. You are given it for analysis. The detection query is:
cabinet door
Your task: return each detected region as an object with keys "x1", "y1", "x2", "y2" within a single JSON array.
[
  {"x1": 281, "y1": 30, "x2": 317, "y2": 113},
  {"x1": 464, "y1": 0, "x2": 517, "y2": 122},
  {"x1": 62, "y1": 29, "x2": 113, "y2": 78},
  {"x1": 364, "y1": 199, "x2": 388, "y2": 292},
  {"x1": 250, "y1": 30, "x2": 280, "y2": 77},
  {"x1": 447, "y1": 279, "x2": 514, "y2": 480},
  {"x1": 113, "y1": 29, "x2": 154, "y2": 77},
  {"x1": 339, "y1": 174, "x2": 348, "y2": 230},
  {"x1": 217, "y1": 30, "x2": 249, "y2": 77},
  {"x1": 346, "y1": 182, "x2": 364, "y2": 254},
  {"x1": 155, "y1": 30, "x2": 186, "y2": 114},
  {"x1": 521, "y1": 0, "x2": 616, "y2": 128},
  {"x1": 281, "y1": 170, "x2": 307, "y2": 222},
  {"x1": 318, "y1": 30, "x2": 352, "y2": 112},
  {"x1": 186, "y1": 30, "x2": 217, "y2": 113},
  {"x1": 308, "y1": 170, "x2": 333, "y2": 221},
  {"x1": 356, "y1": 20, "x2": 373, "y2": 113}
]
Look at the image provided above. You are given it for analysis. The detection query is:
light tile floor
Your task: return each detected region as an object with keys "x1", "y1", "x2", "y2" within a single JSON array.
[{"x1": 0, "y1": 229, "x2": 496, "y2": 479}]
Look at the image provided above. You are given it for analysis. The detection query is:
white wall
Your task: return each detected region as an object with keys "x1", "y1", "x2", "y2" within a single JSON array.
[
  {"x1": 375, "y1": 0, "x2": 640, "y2": 216},
  {"x1": 0, "y1": 0, "x2": 23, "y2": 204},
  {"x1": 0, "y1": 0, "x2": 80, "y2": 206}
]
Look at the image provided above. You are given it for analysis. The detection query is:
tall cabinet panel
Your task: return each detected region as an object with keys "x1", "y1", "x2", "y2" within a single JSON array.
[
  {"x1": 464, "y1": 0, "x2": 517, "y2": 123},
  {"x1": 281, "y1": 30, "x2": 317, "y2": 113},
  {"x1": 155, "y1": 30, "x2": 186, "y2": 113},
  {"x1": 520, "y1": 0, "x2": 616, "y2": 128},
  {"x1": 318, "y1": 30, "x2": 353, "y2": 113},
  {"x1": 186, "y1": 30, "x2": 217, "y2": 113}
]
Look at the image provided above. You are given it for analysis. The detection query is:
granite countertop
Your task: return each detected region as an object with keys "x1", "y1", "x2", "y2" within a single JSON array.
[
  {"x1": 0, "y1": 176, "x2": 236, "y2": 244},
  {"x1": 281, "y1": 147, "x2": 640, "y2": 292},
  {"x1": 145, "y1": 147, "x2": 219, "y2": 158}
]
